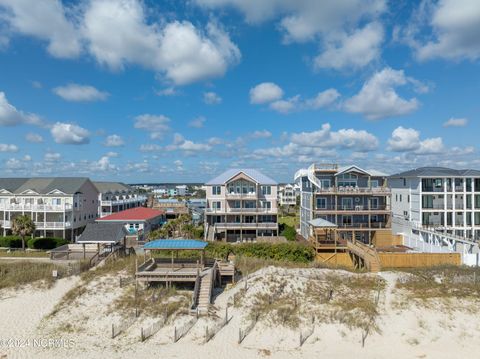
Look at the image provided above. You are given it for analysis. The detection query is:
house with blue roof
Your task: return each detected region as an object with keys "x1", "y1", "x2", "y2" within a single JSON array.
[{"x1": 204, "y1": 169, "x2": 279, "y2": 242}]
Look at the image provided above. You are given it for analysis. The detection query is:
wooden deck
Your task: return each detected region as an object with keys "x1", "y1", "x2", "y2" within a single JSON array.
[{"x1": 136, "y1": 258, "x2": 235, "y2": 283}]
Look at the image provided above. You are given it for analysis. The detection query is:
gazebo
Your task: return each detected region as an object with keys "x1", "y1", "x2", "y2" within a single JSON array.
[
  {"x1": 308, "y1": 218, "x2": 342, "y2": 252},
  {"x1": 136, "y1": 239, "x2": 211, "y2": 285}
]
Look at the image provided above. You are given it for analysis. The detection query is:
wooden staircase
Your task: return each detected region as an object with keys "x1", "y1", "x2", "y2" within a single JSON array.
[
  {"x1": 197, "y1": 269, "x2": 213, "y2": 314},
  {"x1": 347, "y1": 240, "x2": 381, "y2": 272}
]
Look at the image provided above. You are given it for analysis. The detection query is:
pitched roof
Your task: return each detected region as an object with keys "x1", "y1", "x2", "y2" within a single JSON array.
[
  {"x1": 93, "y1": 181, "x2": 133, "y2": 193},
  {"x1": 144, "y1": 239, "x2": 208, "y2": 250},
  {"x1": 389, "y1": 167, "x2": 480, "y2": 178},
  {"x1": 76, "y1": 222, "x2": 128, "y2": 244},
  {"x1": 206, "y1": 168, "x2": 277, "y2": 185},
  {"x1": 97, "y1": 207, "x2": 165, "y2": 222},
  {"x1": 308, "y1": 218, "x2": 338, "y2": 228},
  {"x1": 336, "y1": 165, "x2": 388, "y2": 177},
  {"x1": 0, "y1": 177, "x2": 91, "y2": 194}
]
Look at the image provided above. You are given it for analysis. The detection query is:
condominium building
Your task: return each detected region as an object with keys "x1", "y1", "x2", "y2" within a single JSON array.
[
  {"x1": 94, "y1": 182, "x2": 147, "y2": 218},
  {"x1": 205, "y1": 169, "x2": 278, "y2": 242},
  {"x1": 0, "y1": 178, "x2": 147, "y2": 240},
  {"x1": 0, "y1": 177, "x2": 99, "y2": 240},
  {"x1": 278, "y1": 184, "x2": 297, "y2": 207},
  {"x1": 389, "y1": 167, "x2": 480, "y2": 239},
  {"x1": 295, "y1": 164, "x2": 390, "y2": 243}
]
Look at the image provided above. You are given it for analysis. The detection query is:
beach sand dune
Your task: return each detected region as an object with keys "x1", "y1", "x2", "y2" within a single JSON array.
[{"x1": 1, "y1": 267, "x2": 480, "y2": 359}]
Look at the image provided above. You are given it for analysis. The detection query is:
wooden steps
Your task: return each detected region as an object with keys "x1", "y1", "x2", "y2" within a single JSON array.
[
  {"x1": 347, "y1": 240, "x2": 382, "y2": 272},
  {"x1": 197, "y1": 268, "x2": 214, "y2": 314}
]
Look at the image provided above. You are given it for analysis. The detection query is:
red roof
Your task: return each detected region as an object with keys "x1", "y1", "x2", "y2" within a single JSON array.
[{"x1": 97, "y1": 207, "x2": 165, "y2": 222}]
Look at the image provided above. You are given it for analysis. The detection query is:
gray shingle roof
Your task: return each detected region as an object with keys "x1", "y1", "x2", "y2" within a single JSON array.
[
  {"x1": 206, "y1": 168, "x2": 277, "y2": 185},
  {"x1": 389, "y1": 167, "x2": 480, "y2": 178},
  {"x1": 76, "y1": 222, "x2": 128, "y2": 244},
  {"x1": 0, "y1": 177, "x2": 90, "y2": 194},
  {"x1": 93, "y1": 181, "x2": 133, "y2": 193}
]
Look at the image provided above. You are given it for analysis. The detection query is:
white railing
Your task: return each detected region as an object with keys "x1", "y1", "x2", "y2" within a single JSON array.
[
  {"x1": 215, "y1": 222, "x2": 277, "y2": 229},
  {"x1": 0, "y1": 203, "x2": 73, "y2": 211},
  {"x1": 315, "y1": 186, "x2": 390, "y2": 194},
  {"x1": 0, "y1": 220, "x2": 11, "y2": 227},
  {"x1": 35, "y1": 221, "x2": 72, "y2": 229},
  {"x1": 101, "y1": 196, "x2": 147, "y2": 206},
  {"x1": 206, "y1": 208, "x2": 278, "y2": 214},
  {"x1": 225, "y1": 192, "x2": 258, "y2": 199}
]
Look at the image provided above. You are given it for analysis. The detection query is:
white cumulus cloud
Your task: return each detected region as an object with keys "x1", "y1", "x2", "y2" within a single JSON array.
[
  {"x1": 104, "y1": 134, "x2": 125, "y2": 147},
  {"x1": 50, "y1": 122, "x2": 90, "y2": 145},
  {"x1": 443, "y1": 118, "x2": 468, "y2": 127},
  {"x1": 250, "y1": 82, "x2": 284, "y2": 104},
  {"x1": 203, "y1": 91, "x2": 222, "y2": 104},
  {"x1": 343, "y1": 68, "x2": 420, "y2": 120},
  {"x1": 53, "y1": 83, "x2": 109, "y2": 102}
]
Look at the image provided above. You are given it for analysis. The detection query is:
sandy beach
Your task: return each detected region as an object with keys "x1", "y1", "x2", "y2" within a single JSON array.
[{"x1": 1, "y1": 267, "x2": 480, "y2": 359}]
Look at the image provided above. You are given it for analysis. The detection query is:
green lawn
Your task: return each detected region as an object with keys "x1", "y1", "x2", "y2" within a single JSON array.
[{"x1": 279, "y1": 215, "x2": 299, "y2": 228}]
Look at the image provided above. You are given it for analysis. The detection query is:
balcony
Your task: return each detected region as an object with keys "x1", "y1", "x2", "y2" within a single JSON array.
[
  {"x1": 225, "y1": 192, "x2": 258, "y2": 199},
  {"x1": 0, "y1": 203, "x2": 73, "y2": 211},
  {"x1": 101, "y1": 196, "x2": 147, "y2": 206},
  {"x1": 336, "y1": 222, "x2": 390, "y2": 230},
  {"x1": 214, "y1": 222, "x2": 278, "y2": 230},
  {"x1": 0, "y1": 220, "x2": 11, "y2": 227},
  {"x1": 315, "y1": 205, "x2": 390, "y2": 212},
  {"x1": 34, "y1": 221, "x2": 72, "y2": 229},
  {"x1": 206, "y1": 208, "x2": 278, "y2": 214},
  {"x1": 315, "y1": 187, "x2": 390, "y2": 195}
]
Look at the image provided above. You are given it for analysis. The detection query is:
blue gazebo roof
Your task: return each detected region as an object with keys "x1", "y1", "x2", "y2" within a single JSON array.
[{"x1": 143, "y1": 239, "x2": 208, "y2": 250}]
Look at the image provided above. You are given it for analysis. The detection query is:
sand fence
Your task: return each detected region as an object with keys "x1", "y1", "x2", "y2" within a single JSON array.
[{"x1": 204, "y1": 307, "x2": 232, "y2": 343}]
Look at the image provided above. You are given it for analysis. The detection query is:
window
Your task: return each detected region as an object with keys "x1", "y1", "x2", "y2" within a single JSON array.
[
  {"x1": 338, "y1": 173, "x2": 357, "y2": 187},
  {"x1": 403, "y1": 178, "x2": 406, "y2": 186},
  {"x1": 212, "y1": 186, "x2": 221, "y2": 195},
  {"x1": 261, "y1": 201, "x2": 272, "y2": 209},
  {"x1": 261, "y1": 186, "x2": 271, "y2": 195},
  {"x1": 341, "y1": 198, "x2": 353, "y2": 210},
  {"x1": 316, "y1": 197, "x2": 327, "y2": 209},
  {"x1": 370, "y1": 197, "x2": 379, "y2": 209},
  {"x1": 319, "y1": 179, "x2": 331, "y2": 189},
  {"x1": 370, "y1": 180, "x2": 379, "y2": 188},
  {"x1": 434, "y1": 179, "x2": 443, "y2": 188},
  {"x1": 212, "y1": 201, "x2": 221, "y2": 209}
]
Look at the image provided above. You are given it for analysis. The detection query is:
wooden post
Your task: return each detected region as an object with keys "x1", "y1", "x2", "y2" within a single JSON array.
[
  {"x1": 171, "y1": 250, "x2": 174, "y2": 270},
  {"x1": 83, "y1": 243, "x2": 86, "y2": 260}
]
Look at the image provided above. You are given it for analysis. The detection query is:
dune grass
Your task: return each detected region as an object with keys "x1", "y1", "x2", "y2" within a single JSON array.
[
  {"x1": 394, "y1": 265, "x2": 480, "y2": 307},
  {"x1": 0, "y1": 249, "x2": 49, "y2": 258},
  {"x1": 112, "y1": 285, "x2": 192, "y2": 319},
  {"x1": 0, "y1": 261, "x2": 66, "y2": 290}
]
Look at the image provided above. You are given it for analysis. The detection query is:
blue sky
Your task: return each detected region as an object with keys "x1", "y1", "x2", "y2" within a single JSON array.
[{"x1": 0, "y1": 0, "x2": 479, "y2": 183}]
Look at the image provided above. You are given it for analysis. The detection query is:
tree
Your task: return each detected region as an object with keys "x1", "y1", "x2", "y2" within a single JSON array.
[{"x1": 11, "y1": 215, "x2": 36, "y2": 250}]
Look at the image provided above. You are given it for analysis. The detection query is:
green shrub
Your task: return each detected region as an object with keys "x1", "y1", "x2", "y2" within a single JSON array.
[
  {"x1": 206, "y1": 242, "x2": 314, "y2": 263},
  {"x1": 280, "y1": 224, "x2": 297, "y2": 241},
  {"x1": 27, "y1": 237, "x2": 69, "y2": 250},
  {"x1": 0, "y1": 236, "x2": 23, "y2": 248}
]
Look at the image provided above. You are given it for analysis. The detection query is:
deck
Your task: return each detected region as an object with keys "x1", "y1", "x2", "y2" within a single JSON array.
[{"x1": 135, "y1": 258, "x2": 235, "y2": 283}]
